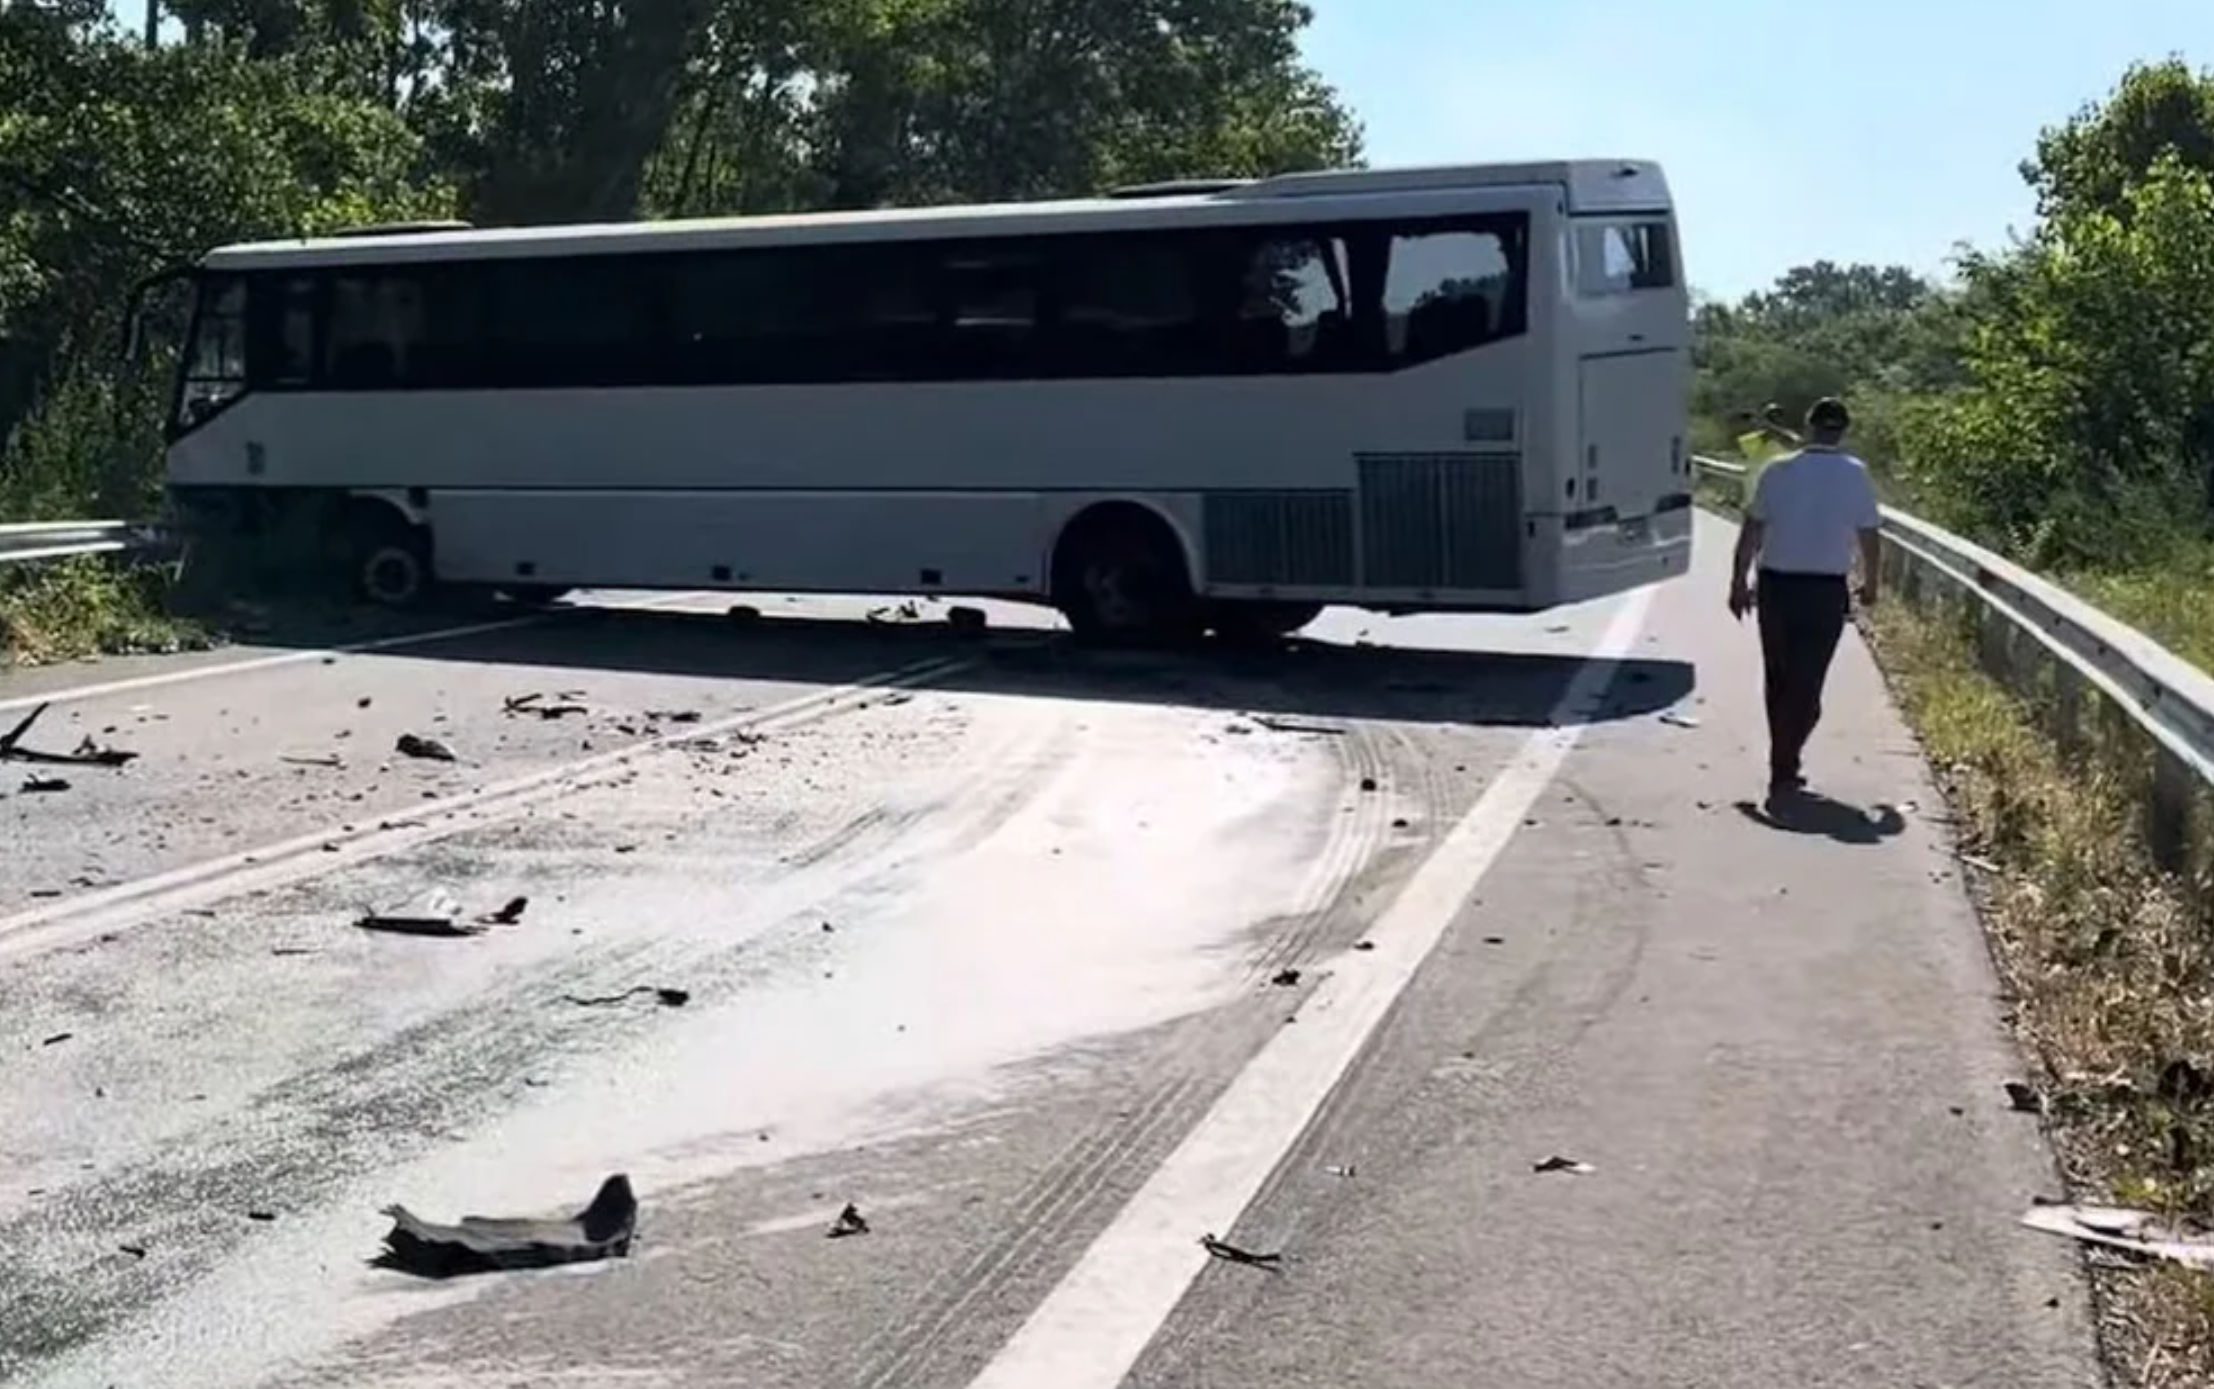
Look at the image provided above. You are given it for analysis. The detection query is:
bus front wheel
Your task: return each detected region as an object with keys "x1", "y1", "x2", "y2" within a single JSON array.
[
  {"x1": 352, "y1": 511, "x2": 435, "y2": 609},
  {"x1": 1053, "y1": 511, "x2": 1198, "y2": 644}
]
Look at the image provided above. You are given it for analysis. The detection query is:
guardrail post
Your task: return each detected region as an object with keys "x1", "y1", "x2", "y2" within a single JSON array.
[{"x1": 2149, "y1": 746, "x2": 2192, "y2": 875}]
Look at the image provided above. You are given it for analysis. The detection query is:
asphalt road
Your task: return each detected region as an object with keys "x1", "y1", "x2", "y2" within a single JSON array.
[{"x1": 0, "y1": 515, "x2": 2098, "y2": 1387}]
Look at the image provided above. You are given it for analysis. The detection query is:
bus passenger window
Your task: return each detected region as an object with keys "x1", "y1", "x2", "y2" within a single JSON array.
[
  {"x1": 1576, "y1": 221, "x2": 1675, "y2": 296},
  {"x1": 1237, "y1": 237, "x2": 1349, "y2": 370},
  {"x1": 1056, "y1": 237, "x2": 1201, "y2": 376},
  {"x1": 178, "y1": 275, "x2": 247, "y2": 425},
  {"x1": 1382, "y1": 228, "x2": 1522, "y2": 364},
  {"x1": 326, "y1": 275, "x2": 425, "y2": 388},
  {"x1": 942, "y1": 249, "x2": 1040, "y2": 375}
]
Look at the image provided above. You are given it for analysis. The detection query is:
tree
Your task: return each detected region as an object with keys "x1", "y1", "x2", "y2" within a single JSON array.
[{"x1": 2027, "y1": 57, "x2": 2214, "y2": 221}]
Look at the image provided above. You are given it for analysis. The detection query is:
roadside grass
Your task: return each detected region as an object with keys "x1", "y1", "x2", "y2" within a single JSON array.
[
  {"x1": 0, "y1": 558, "x2": 214, "y2": 667},
  {"x1": 1867, "y1": 599, "x2": 2214, "y2": 1386},
  {"x1": 2065, "y1": 543, "x2": 2214, "y2": 683}
]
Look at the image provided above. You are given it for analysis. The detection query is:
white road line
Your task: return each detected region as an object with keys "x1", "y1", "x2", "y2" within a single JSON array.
[
  {"x1": 0, "y1": 591, "x2": 709, "y2": 715},
  {"x1": 0, "y1": 654, "x2": 973, "y2": 964},
  {"x1": 965, "y1": 587, "x2": 1656, "y2": 1389}
]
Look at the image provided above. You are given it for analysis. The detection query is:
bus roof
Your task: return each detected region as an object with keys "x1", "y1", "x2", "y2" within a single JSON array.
[{"x1": 201, "y1": 159, "x2": 1671, "y2": 271}]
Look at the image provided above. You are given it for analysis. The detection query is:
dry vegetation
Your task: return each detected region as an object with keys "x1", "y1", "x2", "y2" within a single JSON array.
[{"x1": 1869, "y1": 599, "x2": 2214, "y2": 1386}]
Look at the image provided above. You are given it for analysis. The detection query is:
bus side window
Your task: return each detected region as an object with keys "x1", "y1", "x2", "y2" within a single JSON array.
[
  {"x1": 1054, "y1": 234, "x2": 1203, "y2": 377},
  {"x1": 247, "y1": 274, "x2": 319, "y2": 388},
  {"x1": 178, "y1": 274, "x2": 247, "y2": 425},
  {"x1": 1236, "y1": 235, "x2": 1349, "y2": 372},
  {"x1": 1382, "y1": 226, "x2": 1523, "y2": 365},
  {"x1": 1575, "y1": 221, "x2": 1675, "y2": 296},
  {"x1": 326, "y1": 274, "x2": 425, "y2": 388},
  {"x1": 940, "y1": 247, "x2": 1041, "y2": 376}
]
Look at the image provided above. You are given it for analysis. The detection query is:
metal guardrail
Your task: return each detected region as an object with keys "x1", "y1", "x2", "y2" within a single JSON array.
[
  {"x1": 1694, "y1": 454, "x2": 2214, "y2": 870},
  {"x1": 0, "y1": 520, "x2": 142, "y2": 567}
]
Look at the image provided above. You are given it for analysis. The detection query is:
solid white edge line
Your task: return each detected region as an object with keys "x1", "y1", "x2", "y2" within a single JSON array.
[
  {"x1": 0, "y1": 653, "x2": 974, "y2": 963},
  {"x1": 965, "y1": 586, "x2": 1657, "y2": 1389}
]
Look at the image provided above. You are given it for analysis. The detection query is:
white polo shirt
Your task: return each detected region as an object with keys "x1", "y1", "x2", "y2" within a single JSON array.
[{"x1": 1747, "y1": 448, "x2": 1882, "y2": 577}]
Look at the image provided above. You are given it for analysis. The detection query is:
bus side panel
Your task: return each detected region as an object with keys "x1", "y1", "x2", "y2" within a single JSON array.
[{"x1": 429, "y1": 489, "x2": 1057, "y2": 596}]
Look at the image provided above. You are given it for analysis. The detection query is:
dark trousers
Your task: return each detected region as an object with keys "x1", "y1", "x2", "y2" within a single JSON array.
[{"x1": 1756, "y1": 569, "x2": 1850, "y2": 783}]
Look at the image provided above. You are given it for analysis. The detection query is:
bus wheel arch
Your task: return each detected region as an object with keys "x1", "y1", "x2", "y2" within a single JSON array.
[
  {"x1": 1050, "y1": 501, "x2": 1200, "y2": 643},
  {"x1": 344, "y1": 496, "x2": 435, "y2": 608}
]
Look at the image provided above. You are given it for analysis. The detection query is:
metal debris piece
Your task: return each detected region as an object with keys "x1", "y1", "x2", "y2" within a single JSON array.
[
  {"x1": 40, "y1": 1032, "x2": 72, "y2": 1046},
  {"x1": 1323, "y1": 1164, "x2": 1357, "y2": 1179},
  {"x1": 505, "y1": 692, "x2": 589, "y2": 720},
  {"x1": 1658, "y1": 710, "x2": 1701, "y2": 730},
  {"x1": 2021, "y1": 1203, "x2": 2214, "y2": 1269},
  {"x1": 247, "y1": 1210, "x2": 277, "y2": 1222},
  {"x1": 282, "y1": 754, "x2": 344, "y2": 768},
  {"x1": 1358, "y1": 776, "x2": 1379, "y2": 793},
  {"x1": 563, "y1": 986, "x2": 690, "y2": 1009},
  {"x1": 2, "y1": 703, "x2": 137, "y2": 767},
  {"x1": 479, "y1": 897, "x2": 529, "y2": 926},
  {"x1": 1532, "y1": 1155, "x2": 1594, "y2": 1175},
  {"x1": 395, "y1": 733, "x2": 457, "y2": 762},
  {"x1": 1960, "y1": 854, "x2": 2001, "y2": 873},
  {"x1": 1352, "y1": 941, "x2": 1375, "y2": 952},
  {"x1": 647, "y1": 709, "x2": 702, "y2": 724},
  {"x1": 2004, "y1": 1081, "x2": 2044, "y2": 1114},
  {"x1": 827, "y1": 1203, "x2": 870, "y2": 1239},
  {"x1": 356, "y1": 890, "x2": 480, "y2": 938},
  {"x1": 378, "y1": 1174, "x2": 637, "y2": 1279},
  {"x1": 1251, "y1": 715, "x2": 1347, "y2": 736},
  {"x1": 1200, "y1": 1233, "x2": 1282, "y2": 1269},
  {"x1": 21, "y1": 776, "x2": 69, "y2": 793},
  {"x1": 1270, "y1": 968, "x2": 1302, "y2": 988},
  {"x1": 119, "y1": 1243, "x2": 147, "y2": 1258}
]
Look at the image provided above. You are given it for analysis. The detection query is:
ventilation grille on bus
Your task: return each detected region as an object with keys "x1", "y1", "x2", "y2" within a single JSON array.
[
  {"x1": 1359, "y1": 453, "x2": 1523, "y2": 591},
  {"x1": 1203, "y1": 491, "x2": 1355, "y2": 587}
]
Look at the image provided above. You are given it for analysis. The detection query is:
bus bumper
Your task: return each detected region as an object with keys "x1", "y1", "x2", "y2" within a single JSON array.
[{"x1": 1540, "y1": 504, "x2": 1694, "y2": 607}]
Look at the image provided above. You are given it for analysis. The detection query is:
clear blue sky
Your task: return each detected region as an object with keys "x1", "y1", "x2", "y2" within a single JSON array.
[{"x1": 1301, "y1": 0, "x2": 2214, "y2": 300}]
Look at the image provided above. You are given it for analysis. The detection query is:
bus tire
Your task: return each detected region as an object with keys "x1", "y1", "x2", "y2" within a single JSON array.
[
  {"x1": 1053, "y1": 507, "x2": 1199, "y2": 645},
  {"x1": 351, "y1": 509, "x2": 435, "y2": 609},
  {"x1": 1209, "y1": 600, "x2": 1323, "y2": 643}
]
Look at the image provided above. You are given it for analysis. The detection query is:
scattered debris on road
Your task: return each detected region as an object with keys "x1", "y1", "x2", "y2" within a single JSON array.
[
  {"x1": 1658, "y1": 710, "x2": 1702, "y2": 730},
  {"x1": 1270, "y1": 968, "x2": 1303, "y2": 987},
  {"x1": 2, "y1": 703, "x2": 140, "y2": 768},
  {"x1": 2021, "y1": 1202, "x2": 2214, "y2": 1269},
  {"x1": 1353, "y1": 941, "x2": 1375, "y2": 952},
  {"x1": 118, "y1": 1243, "x2": 147, "y2": 1259},
  {"x1": 646, "y1": 709, "x2": 702, "y2": 724},
  {"x1": 1959, "y1": 853, "x2": 2001, "y2": 874},
  {"x1": 1251, "y1": 715, "x2": 1347, "y2": 736},
  {"x1": 1322, "y1": 1164, "x2": 1358, "y2": 1179},
  {"x1": 2004, "y1": 1081, "x2": 2044, "y2": 1114},
  {"x1": 247, "y1": 1210, "x2": 277, "y2": 1222},
  {"x1": 356, "y1": 890, "x2": 481, "y2": 938},
  {"x1": 563, "y1": 986, "x2": 690, "y2": 1009},
  {"x1": 827, "y1": 1203, "x2": 870, "y2": 1239},
  {"x1": 40, "y1": 1032, "x2": 72, "y2": 1047},
  {"x1": 1358, "y1": 776, "x2": 1379, "y2": 793},
  {"x1": 21, "y1": 776, "x2": 70, "y2": 794},
  {"x1": 504, "y1": 692, "x2": 589, "y2": 720},
  {"x1": 478, "y1": 896, "x2": 529, "y2": 926},
  {"x1": 378, "y1": 1173, "x2": 637, "y2": 1278},
  {"x1": 281, "y1": 754, "x2": 344, "y2": 768},
  {"x1": 1200, "y1": 1233, "x2": 1282, "y2": 1269},
  {"x1": 1532, "y1": 1155, "x2": 1595, "y2": 1175},
  {"x1": 395, "y1": 733, "x2": 458, "y2": 762}
]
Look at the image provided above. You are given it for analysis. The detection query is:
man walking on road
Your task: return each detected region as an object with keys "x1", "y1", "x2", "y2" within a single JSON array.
[{"x1": 1726, "y1": 398, "x2": 1883, "y2": 800}]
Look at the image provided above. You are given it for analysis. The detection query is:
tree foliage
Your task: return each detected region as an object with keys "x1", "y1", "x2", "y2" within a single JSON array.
[{"x1": 0, "y1": 0, "x2": 1358, "y2": 521}]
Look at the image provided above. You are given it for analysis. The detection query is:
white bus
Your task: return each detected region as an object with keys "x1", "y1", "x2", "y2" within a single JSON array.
[{"x1": 163, "y1": 160, "x2": 1692, "y2": 640}]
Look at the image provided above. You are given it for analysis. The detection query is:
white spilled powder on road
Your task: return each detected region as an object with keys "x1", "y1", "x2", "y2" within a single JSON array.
[{"x1": 22, "y1": 693, "x2": 1354, "y2": 1389}]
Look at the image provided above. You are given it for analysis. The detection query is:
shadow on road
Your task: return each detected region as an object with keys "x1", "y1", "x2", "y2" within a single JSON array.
[
  {"x1": 1734, "y1": 794, "x2": 1908, "y2": 846},
  {"x1": 243, "y1": 601, "x2": 1695, "y2": 730}
]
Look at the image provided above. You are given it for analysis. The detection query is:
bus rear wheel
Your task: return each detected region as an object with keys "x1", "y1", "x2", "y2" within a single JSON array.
[
  {"x1": 1209, "y1": 600, "x2": 1323, "y2": 644},
  {"x1": 1054, "y1": 511, "x2": 1199, "y2": 645},
  {"x1": 352, "y1": 511, "x2": 435, "y2": 609}
]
